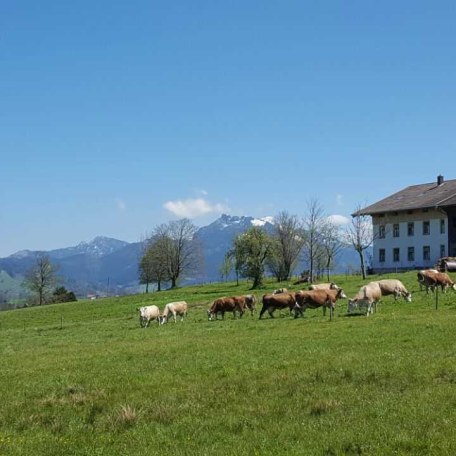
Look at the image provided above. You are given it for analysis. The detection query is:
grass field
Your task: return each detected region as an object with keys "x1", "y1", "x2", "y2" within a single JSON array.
[{"x1": 1, "y1": 271, "x2": 456, "y2": 455}]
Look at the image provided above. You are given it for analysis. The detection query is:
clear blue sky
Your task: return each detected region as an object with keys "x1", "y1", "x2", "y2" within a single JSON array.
[{"x1": 1, "y1": 1, "x2": 455, "y2": 256}]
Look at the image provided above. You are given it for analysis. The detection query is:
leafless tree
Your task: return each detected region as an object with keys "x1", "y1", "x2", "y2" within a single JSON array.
[
  {"x1": 302, "y1": 199, "x2": 326, "y2": 282},
  {"x1": 345, "y1": 204, "x2": 375, "y2": 279},
  {"x1": 22, "y1": 254, "x2": 59, "y2": 305},
  {"x1": 320, "y1": 219, "x2": 344, "y2": 281},
  {"x1": 267, "y1": 211, "x2": 305, "y2": 282},
  {"x1": 152, "y1": 219, "x2": 202, "y2": 288}
]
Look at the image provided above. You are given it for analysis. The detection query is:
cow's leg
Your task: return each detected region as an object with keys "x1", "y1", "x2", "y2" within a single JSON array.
[
  {"x1": 259, "y1": 306, "x2": 267, "y2": 319},
  {"x1": 268, "y1": 308, "x2": 275, "y2": 318}
]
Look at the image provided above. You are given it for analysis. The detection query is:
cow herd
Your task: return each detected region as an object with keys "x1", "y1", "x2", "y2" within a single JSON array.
[{"x1": 137, "y1": 270, "x2": 456, "y2": 327}]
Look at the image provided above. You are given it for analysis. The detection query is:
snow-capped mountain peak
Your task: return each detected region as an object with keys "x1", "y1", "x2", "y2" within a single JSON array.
[{"x1": 251, "y1": 216, "x2": 274, "y2": 227}]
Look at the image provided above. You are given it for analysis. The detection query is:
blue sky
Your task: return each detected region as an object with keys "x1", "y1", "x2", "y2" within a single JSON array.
[{"x1": 1, "y1": 1, "x2": 455, "y2": 256}]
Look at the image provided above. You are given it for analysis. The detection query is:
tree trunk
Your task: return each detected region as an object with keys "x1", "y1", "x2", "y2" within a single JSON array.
[
  {"x1": 157, "y1": 280, "x2": 161, "y2": 292},
  {"x1": 358, "y1": 249, "x2": 366, "y2": 279},
  {"x1": 145, "y1": 282, "x2": 149, "y2": 293},
  {"x1": 171, "y1": 277, "x2": 177, "y2": 288}
]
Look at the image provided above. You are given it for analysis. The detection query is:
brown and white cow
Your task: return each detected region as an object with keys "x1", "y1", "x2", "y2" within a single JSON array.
[
  {"x1": 417, "y1": 270, "x2": 456, "y2": 294},
  {"x1": 294, "y1": 288, "x2": 346, "y2": 319},
  {"x1": 348, "y1": 282, "x2": 382, "y2": 316},
  {"x1": 259, "y1": 292, "x2": 296, "y2": 319},
  {"x1": 207, "y1": 296, "x2": 245, "y2": 321},
  {"x1": 273, "y1": 288, "x2": 288, "y2": 295}
]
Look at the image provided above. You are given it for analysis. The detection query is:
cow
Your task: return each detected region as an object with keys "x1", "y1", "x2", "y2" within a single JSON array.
[
  {"x1": 417, "y1": 269, "x2": 439, "y2": 292},
  {"x1": 294, "y1": 288, "x2": 346, "y2": 319},
  {"x1": 138, "y1": 305, "x2": 161, "y2": 328},
  {"x1": 375, "y1": 279, "x2": 412, "y2": 302},
  {"x1": 348, "y1": 282, "x2": 382, "y2": 316},
  {"x1": 259, "y1": 292, "x2": 296, "y2": 319},
  {"x1": 242, "y1": 294, "x2": 257, "y2": 316},
  {"x1": 159, "y1": 301, "x2": 188, "y2": 324},
  {"x1": 308, "y1": 282, "x2": 340, "y2": 291},
  {"x1": 207, "y1": 297, "x2": 245, "y2": 321},
  {"x1": 273, "y1": 288, "x2": 288, "y2": 294},
  {"x1": 417, "y1": 270, "x2": 456, "y2": 294}
]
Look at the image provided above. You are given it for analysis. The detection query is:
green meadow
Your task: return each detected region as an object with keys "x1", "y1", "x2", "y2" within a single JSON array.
[{"x1": 1, "y1": 271, "x2": 456, "y2": 455}]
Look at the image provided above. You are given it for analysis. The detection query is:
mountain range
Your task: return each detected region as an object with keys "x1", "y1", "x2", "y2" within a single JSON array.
[{"x1": 0, "y1": 214, "x2": 363, "y2": 303}]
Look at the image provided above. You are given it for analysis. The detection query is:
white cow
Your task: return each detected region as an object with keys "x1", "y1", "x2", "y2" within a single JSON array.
[
  {"x1": 159, "y1": 301, "x2": 188, "y2": 324},
  {"x1": 348, "y1": 282, "x2": 382, "y2": 316},
  {"x1": 308, "y1": 282, "x2": 340, "y2": 291},
  {"x1": 138, "y1": 305, "x2": 161, "y2": 328},
  {"x1": 375, "y1": 279, "x2": 412, "y2": 302}
]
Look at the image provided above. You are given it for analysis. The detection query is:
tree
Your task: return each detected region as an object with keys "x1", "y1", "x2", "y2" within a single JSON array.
[
  {"x1": 152, "y1": 219, "x2": 201, "y2": 288},
  {"x1": 267, "y1": 211, "x2": 305, "y2": 282},
  {"x1": 320, "y1": 219, "x2": 344, "y2": 281},
  {"x1": 302, "y1": 199, "x2": 326, "y2": 283},
  {"x1": 23, "y1": 254, "x2": 58, "y2": 305},
  {"x1": 346, "y1": 204, "x2": 375, "y2": 279},
  {"x1": 138, "y1": 234, "x2": 170, "y2": 292},
  {"x1": 52, "y1": 286, "x2": 77, "y2": 303},
  {"x1": 219, "y1": 254, "x2": 233, "y2": 282},
  {"x1": 232, "y1": 226, "x2": 273, "y2": 288}
]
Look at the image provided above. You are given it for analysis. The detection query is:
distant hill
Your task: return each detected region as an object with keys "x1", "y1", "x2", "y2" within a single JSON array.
[{"x1": 0, "y1": 215, "x2": 366, "y2": 301}]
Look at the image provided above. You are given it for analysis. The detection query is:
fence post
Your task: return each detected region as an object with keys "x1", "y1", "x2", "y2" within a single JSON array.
[{"x1": 435, "y1": 287, "x2": 439, "y2": 310}]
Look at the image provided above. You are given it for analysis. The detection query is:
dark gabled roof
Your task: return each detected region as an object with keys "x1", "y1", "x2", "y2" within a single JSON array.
[{"x1": 355, "y1": 177, "x2": 456, "y2": 216}]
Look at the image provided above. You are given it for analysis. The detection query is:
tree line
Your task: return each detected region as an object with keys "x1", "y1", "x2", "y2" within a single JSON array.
[{"x1": 139, "y1": 201, "x2": 374, "y2": 291}]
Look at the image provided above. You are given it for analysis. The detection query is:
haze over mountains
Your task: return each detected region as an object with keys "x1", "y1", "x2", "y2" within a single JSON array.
[{"x1": 0, "y1": 215, "x2": 362, "y2": 301}]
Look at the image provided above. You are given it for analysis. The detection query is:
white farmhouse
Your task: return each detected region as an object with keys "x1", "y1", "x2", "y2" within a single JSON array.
[{"x1": 358, "y1": 175, "x2": 456, "y2": 272}]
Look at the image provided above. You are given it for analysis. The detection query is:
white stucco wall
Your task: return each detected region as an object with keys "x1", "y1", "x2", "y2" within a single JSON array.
[{"x1": 372, "y1": 210, "x2": 448, "y2": 271}]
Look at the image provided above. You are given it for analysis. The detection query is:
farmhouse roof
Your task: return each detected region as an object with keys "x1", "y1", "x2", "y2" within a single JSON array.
[{"x1": 355, "y1": 176, "x2": 456, "y2": 216}]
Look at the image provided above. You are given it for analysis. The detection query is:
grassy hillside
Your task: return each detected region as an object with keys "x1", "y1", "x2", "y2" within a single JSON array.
[{"x1": 1, "y1": 272, "x2": 456, "y2": 455}]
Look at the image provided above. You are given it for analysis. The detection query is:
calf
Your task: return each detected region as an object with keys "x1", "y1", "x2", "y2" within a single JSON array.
[
  {"x1": 348, "y1": 282, "x2": 382, "y2": 316},
  {"x1": 159, "y1": 301, "x2": 188, "y2": 324},
  {"x1": 259, "y1": 292, "x2": 296, "y2": 319},
  {"x1": 273, "y1": 288, "x2": 288, "y2": 294},
  {"x1": 138, "y1": 305, "x2": 160, "y2": 328}
]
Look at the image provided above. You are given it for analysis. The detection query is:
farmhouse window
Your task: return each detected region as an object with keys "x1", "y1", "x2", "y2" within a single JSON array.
[
  {"x1": 379, "y1": 225, "x2": 385, "y2": 239},
  {"x1": 393, "y1": 248, "x2": 400, "y2": 262},
  {"x1": 423, "y1": 246, "x2": 431, "y2": 261},
  {"x1": 440, "y1": 219, "x2": 445, "y2": 234},
  {"x1": 407, "y1": 222, "x2": 414, "y2": 236},
  {"x1": 379, "y1": 249, "x2": 385, "y2": 263},
  {"x1": 407, "y1": 247, "x2": 414, "y2": 262},
  {"x1": 423, "y1": 221, "x2": 430, "y2": 235},
  {"x1": 393, "y1": 224, "x2": 400, "y2": 238},
  {"x1": 440, "y1": 244, "x2": 446, "y2": 258}
]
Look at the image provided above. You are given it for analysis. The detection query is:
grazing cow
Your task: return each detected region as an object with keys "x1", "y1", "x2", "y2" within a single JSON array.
[
  {"x1": 259, "y1": 292, "x2": 296, "y2": 319},
  {"x1": 273, "y1": 288, "x2": 288, "y2": 294},
  {"x1": 417, "y1": 270, "x2": 456, "y2": 294},
  {"x1": 138, "y1": 305, "x2": 161, "y2": 328},
  {"x1": 308, "y1": 282, "x2": 340, "y2": 291},
  {"x1": 159, "y1": 301, "x2": 188, "y2": 324},
  {"x1": 348, "y1": 282, "x2": 382, "y2": 316},
  {"x1": 417, "y1": 269, "x2": 439, "y2": 292},
  {"x1": 375, "y1": 279, "x2": 412, "y2": 302},
  {"x1": 294, "y1": 288, "x2": 346, "y2": 319},
  {"x1": 242, "y1": 294, "x2": 257, "y2": 316},
  {"x1": 207, "y1": 297, "x2": 245, "y2": 321}
]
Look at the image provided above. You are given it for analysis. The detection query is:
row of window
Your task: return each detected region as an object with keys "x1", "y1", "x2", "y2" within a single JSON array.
[
  {"x1": 378, "y1": 220, "x2": 445, "y2": 239},
  {"x1": 379, "y1": 245, "x2": 446, "y2": 263}
]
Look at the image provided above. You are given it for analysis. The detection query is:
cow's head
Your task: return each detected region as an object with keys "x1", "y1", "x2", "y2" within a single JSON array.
[
  {"x1": 158, "y1": 315, "x2": 167, "y2": 325},
  {"x1": 207, "y1": 309, "x2": 214, "y2": 321},
  {"x1": 330, "y1": 283, "x2": 340, "y2": 290},
  {"x1": 405, "y1": 292, "x2": 412, "y2": 302},
  {"x1": 337, "y1": 288, "x2": 347, "y2": 299},
  {"x1": 347, "y1": 299, "x2": 358, "y2": 313}
]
